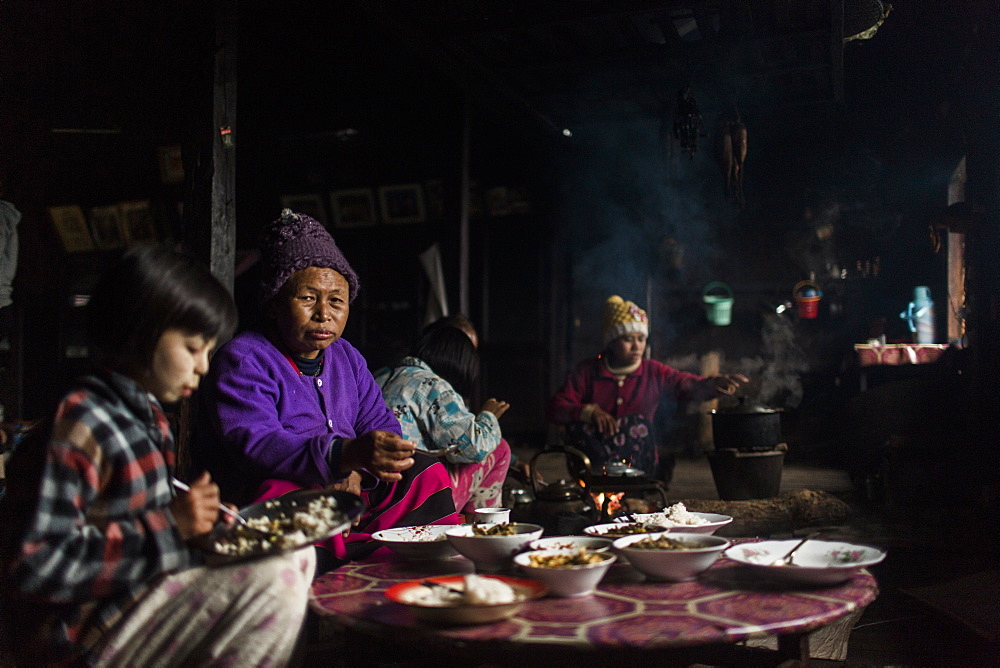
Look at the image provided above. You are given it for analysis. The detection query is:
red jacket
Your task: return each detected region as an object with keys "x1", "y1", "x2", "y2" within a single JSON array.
[{"x1": 547, "y1": 356, "x2": 704, "y2": 425}]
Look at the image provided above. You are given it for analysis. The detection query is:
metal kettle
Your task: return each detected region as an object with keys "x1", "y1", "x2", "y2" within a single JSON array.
[{"x1": 527, "y1": 446, "x2": 597, "y2": 520}]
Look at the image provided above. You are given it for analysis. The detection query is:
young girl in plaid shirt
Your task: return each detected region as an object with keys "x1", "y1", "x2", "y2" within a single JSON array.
[{"x1": 1, "y1": 246, "x2": 315, "y2": 666}]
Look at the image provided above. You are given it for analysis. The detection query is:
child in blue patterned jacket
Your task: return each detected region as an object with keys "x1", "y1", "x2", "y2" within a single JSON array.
[{"x1": 376, "y1": 324, "x2": 511, "y2": 514}]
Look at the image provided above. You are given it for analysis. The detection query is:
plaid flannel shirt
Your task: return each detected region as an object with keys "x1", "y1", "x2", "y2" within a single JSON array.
[
  {"x1": 1, "y1": 371, "x2": 192, "y2": 660},
  {"x1": 374, "y1": 357, "x2": 501, "y2": 464}
]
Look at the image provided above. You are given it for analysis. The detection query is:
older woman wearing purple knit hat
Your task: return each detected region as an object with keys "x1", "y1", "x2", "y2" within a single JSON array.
[{"x1": 194, "y1": 210, "x2": 460, "y2": 571}]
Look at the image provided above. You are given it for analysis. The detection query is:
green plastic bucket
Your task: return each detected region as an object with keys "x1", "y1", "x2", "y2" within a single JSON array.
[{"x1": 703, "y1": 282, "x2": 734, "y2": 326}]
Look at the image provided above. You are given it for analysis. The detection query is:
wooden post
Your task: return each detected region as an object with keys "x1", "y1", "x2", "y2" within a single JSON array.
[
  {"x1": 210, "y1": 0, "x2": 237, "y2": 296},
  {"x1": 459, "y1": 92, "x2": 471, "y2": 316},
  {"x1": 177, "y1": 0, "x2": 237, "y2": 478}
]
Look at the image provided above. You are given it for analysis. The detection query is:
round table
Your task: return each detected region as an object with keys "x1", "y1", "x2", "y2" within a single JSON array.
[{"x1": 309, "y1": 545, "x2": 878, "y2": 666}]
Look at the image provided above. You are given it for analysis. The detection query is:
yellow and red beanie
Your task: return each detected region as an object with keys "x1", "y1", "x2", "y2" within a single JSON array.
[{"x1": 600, "y1": 295, "x2": 648, "y2": 347}]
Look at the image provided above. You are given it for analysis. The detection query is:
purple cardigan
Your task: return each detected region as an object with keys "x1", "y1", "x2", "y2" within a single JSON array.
[{"x1": 194, "y1": 330, "x2": 400, "y2": 505}]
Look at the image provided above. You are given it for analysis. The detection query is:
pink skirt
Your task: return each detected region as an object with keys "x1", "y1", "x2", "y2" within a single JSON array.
[{"x1": 254, "y1": 453, "x2": 462, "y2": 560}]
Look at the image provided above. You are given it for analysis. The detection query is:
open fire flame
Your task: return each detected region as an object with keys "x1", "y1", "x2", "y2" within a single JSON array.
[{"x1": 590, "y1": 490, "x2": 626, "y2": 519}]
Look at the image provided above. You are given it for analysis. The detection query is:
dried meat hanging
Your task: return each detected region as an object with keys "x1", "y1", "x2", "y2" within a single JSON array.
[{"x1": 714, "y1": 104, "x2": 748, "y2": 208}]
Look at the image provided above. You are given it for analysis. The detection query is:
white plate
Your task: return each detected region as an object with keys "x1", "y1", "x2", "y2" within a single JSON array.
[
  {"x1": 724, "y1": 539, "x2": 887, "y2": 586},
  {"x1": 528, "y1": 535, "x2": 613, "y2": 552},
  {"x1": 372, "y1": 525, "x2": 460, "y2": 560},
  {"x1": 582, "y1": 522, "x2": 669, "y2": 539}
]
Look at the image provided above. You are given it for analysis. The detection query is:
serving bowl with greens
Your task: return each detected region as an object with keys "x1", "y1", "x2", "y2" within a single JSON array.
[
  {"x1": 513, "y1": 548, "x2": 616, "y2": 597},
  {"x1": 445, "y1": 523, "x2": 543, "y2": 572},
  {"x1": 612, "y1": 532, "x2": 730, "y2": 582}
]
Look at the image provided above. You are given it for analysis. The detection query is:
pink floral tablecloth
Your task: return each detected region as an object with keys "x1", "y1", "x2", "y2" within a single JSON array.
[{"x1": 310, "y1": 543, "x2": 878, "y2": 652}]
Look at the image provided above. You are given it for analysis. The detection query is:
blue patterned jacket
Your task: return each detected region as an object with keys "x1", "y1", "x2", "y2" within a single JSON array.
[{"x1": 375, "y1": 357, "x2": 501, "y2": 464}]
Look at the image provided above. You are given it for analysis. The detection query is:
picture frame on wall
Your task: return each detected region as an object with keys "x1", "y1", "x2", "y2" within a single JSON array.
[
  {"x1": 157, "y1": 145, "x2": 185, "y2": 185},
  {"x1": 48, "y1": 205, "x2": 95, "y2": 253},
  {"x1": 280, "y1": 194, "x2": 328, "y2": 226},
  {"x1": 330, "y1": 189, "x2": 377, "y2": 228},
  {"x1": 117, "y1": 199, "x2": 158, "y2": 245},
  {"x1": 88, "y1": 205, "x2": 126, "y2": 249},
  {"x1": 378, "y1": 184, "x2": 425, "y2": 224},
  {"x1": 423, "y1": 179, "x2": 445, "y2": 220}
]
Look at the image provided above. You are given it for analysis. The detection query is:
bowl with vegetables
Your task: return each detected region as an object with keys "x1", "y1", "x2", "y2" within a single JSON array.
[
  {"x1": 513, "y1": 548, "x2": 617, "y2": 597},
  {"x1": 612, "y1": 532, "x2": 730, "y2": 582},
  {"x1": 445, "y1": 522, "x2": 543, "y2": 572}
]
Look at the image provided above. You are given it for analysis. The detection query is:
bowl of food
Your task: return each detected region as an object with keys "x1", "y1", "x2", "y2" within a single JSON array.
[
  {"x1": 385, "y1": 573, "x2": 546, "y2": 625},
  {"x1": 724, "y1": 539, "x2": 887, "y2": 587},
  {"x1": 582, "y1": 521, "x2": 668, "y2": 539},
  {"x1": 613, "y1": 532, "x2": 730, "y2": 582},
  {"x1": 627, "y1": 503, "x2": 733, "y2": 535},
  {"x1": 372, "y1": 524, "x2": 460, "y2": 560},
  {"x1": 445, "y1": 523, "x2": 544, "y2": 572},
  {"x1": 513, "y1": 548, "x2": 616, "y2": 597},
  {"x1": 528, "y1": 535, "x2": 613, "y2": 553}
]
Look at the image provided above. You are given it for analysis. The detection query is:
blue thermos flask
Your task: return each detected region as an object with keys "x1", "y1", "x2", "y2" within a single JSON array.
[{"x1": 900, "y1": 286, "x2": 935, "y2": 344}]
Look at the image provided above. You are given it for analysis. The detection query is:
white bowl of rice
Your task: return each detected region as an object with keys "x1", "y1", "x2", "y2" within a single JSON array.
[
  {"x1": 625, "y1": 503, "x2": 733, "y2": 535},
  {"x1": 386, "y1": 574, "x2": 546, "y2": 625}
]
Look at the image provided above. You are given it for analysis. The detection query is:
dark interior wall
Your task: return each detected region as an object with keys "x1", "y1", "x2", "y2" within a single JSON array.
[
  {"x1": 233, "y1": 4, "x2": 560, "y2": 443},
  {"x1": 3, "y1": 1, "x2": 996, "y2": 461},
  {"x1": 0, "y1": 2, "x2": 214, "y2": 418},
  {"x1": 0, "y1": 0, "x2": 559, "y2": 435}
]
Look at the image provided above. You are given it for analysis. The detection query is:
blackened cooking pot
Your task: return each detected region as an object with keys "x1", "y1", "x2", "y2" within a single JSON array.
[{"x1": 711, "y1": 396, "x2": 782, "y2": 451}]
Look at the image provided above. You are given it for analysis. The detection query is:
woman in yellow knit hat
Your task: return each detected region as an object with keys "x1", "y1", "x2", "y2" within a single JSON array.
[{"x1": 547, "y1": 295, "x2": 747, "y2": 481}]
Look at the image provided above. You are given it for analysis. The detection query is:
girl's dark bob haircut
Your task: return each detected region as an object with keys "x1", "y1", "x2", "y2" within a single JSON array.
[
  {"x1": 87, "y1": 245, "x2": 237, "y2": 374},
  {"x1": 409, "y1": 324, "x2": 479, "y2": 398}
]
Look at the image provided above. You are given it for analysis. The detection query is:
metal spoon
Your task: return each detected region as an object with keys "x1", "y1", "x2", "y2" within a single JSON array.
[
  {"x1": 769, "y1": 531, "x2": 821, "y2": 567},
  {"x1": 170, "y1": 478, "x2": 279, "y2": 538},
  {"x1": 423, "y1": 443, "x2": 462, "y2": 457}
]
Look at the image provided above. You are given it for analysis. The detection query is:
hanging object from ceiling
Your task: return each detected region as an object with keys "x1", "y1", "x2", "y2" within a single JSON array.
[
  {"x1": 844, "y1": 0, "x2": 892, "y2": 43},
  {"x1": 672, "y1": 85, "x2": 705, "y2": 159},
  {"x1": 714, "y1": 105, "x2": 748, "y2": 209}
]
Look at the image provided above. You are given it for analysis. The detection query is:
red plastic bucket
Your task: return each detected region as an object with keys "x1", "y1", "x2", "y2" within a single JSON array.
[{"x1": 793, "y1": 281, "x2": 822, "y2": 319}]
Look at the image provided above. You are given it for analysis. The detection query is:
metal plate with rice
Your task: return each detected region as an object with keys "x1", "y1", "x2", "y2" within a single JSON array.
[{"x1": 195, "y1": 489, "x2": 364, "y2": 563}]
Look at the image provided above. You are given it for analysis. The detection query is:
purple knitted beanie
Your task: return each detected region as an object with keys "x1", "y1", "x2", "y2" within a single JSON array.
[{"x1": 258, "y1": 208, "x2": 360, "y2": 305}]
